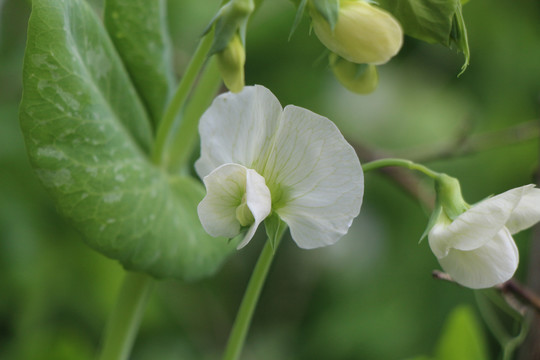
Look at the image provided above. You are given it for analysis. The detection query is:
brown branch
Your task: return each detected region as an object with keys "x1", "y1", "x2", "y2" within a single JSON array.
[
  {"x1": 432, "y1": 270, "x2": 540, "y2": 314},
  {"x1": 362, "y1": 120, "x2": 539, "y2": 164},
  {"x1": 352, "y1": 141, "x2": 435, "y2": 209}
]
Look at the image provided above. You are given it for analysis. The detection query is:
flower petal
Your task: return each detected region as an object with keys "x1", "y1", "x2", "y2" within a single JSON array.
[
  {"x1": 237, "y1": 168, "x2": 272, "y2": 249},
  {"x1": 195, "y1": 85, "x2": 283, "y2": 179},
  {"x1": 268, "y1": 105, "x2": 364, "y2": 248},
  {"x1": 437, "y1": 227, "x2": 518, "y2": 289},
  {"x1": 311, "y1": 1, "x2": 403, "y2": 65},
  {"x1": 198, "y1": 163, "x2": 271, "y2": 248},
  {"x1": 505, "y1": 186, "x2": 540, "y2": 234},
  {"x1": 432, "y1": 185, "x2": 530, "y2": 254}
]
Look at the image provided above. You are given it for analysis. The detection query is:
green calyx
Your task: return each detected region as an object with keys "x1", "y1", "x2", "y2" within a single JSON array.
[
  {"x1": 435, "y1": 174, "x2": 469, "y2": 220},
  {"x1": 420, "y1": 173, "x2": 468, "y2": 242},
  {"x1": 207, "y1": 0, "x2": 255, "y2": 56}
]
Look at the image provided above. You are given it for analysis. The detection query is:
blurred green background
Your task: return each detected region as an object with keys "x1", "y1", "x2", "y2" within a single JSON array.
[{"x1": 1, "y1": 0, "x2": 539, "y2": 359}]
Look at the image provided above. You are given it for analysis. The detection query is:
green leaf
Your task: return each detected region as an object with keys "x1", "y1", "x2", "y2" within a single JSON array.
[
  {"x1": 20, "y1": 0, "x2": 236, "y2": 280},
  {"x1": 377, "y1": 0, "x2": 470, "y2": 71},
  {"x1": 104, "y1": 0, "x2": 176, "y2": 127},
  {"x1": 435, "y1": 306, "x2": 489, "y2": 360}
]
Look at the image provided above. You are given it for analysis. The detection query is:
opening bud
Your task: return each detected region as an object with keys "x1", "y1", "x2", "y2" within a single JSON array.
[
  {"x1": 217, "y1": 34, "x2": 246, "y2": 93},
  {"x1": 310, "y1": 0, "x2": 403, "y2": 65}
]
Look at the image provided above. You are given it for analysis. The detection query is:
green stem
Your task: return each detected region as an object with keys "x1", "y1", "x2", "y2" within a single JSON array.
[
  {"x1": 222, "y1": 237, "x2": 282, "y2": 360},
  {"x1": 98, "y1": 271, "x2": 154, "y2": 360},
  {"x1": 362, "y1": 158, "x2": 440, "y2": 179},
  {"x1": 152, "y1": 32, "x2": 214, "y2": 165},
  {"x1": 167, "y1": 58, "x2": 222, "y2": 173}
]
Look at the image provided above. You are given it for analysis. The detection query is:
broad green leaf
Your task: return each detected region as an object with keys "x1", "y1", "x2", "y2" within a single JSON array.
[
  {"x1": 377, "y1": 0, "x2": 469, "y2": 71},
  {"x1": 435, "y1": 306, "x2": 488, "y2": 360},
  {"x1": 20, "y1": 0, "x2": 236, "y2": 280},
  {"x1": 104, "y1": 0, "x2": 175, "y2": 126}
]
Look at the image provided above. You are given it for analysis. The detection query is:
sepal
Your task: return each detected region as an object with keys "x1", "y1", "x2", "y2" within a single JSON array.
[{"x1": 264, "y1": 212, "x2": 288, "y2": 252}]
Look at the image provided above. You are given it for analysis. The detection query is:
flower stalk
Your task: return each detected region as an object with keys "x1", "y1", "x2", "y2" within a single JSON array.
[
  {"x1": 98, "y1": 271, "x2": 154, "y2": 360},
  {"x1": 222, "y1": 235, "x2": 284, "y2": 360},
  {"x1": 362, "y1": 158, "x2": 440, "y2": 179},
  {"x1": 152, "y1": 31, "x2": 214, "y2": 166}
]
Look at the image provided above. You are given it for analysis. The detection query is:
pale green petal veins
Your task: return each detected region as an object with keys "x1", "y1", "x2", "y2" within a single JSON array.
[
  {"x1": 310, "y1": 0, "x2": 403, "y2": 65},
  {"x1": 437, "y1": 228, "x2": 518, "y2": 289},
  {"x1": 196, "y1": 85, "x2": 364, "y2": 249},
  {"x1": 195, "y1": 86, "x2": 282, "y2": 178},
  {"x1": 198, "y1": 163, "x2": 271, "y2": 249},
  {"x1": 267, "y1": 105, "x2": 363, "y2": 248},
  {"x1": 505, "y1": 186, "x2": 540, "y2": 234}
]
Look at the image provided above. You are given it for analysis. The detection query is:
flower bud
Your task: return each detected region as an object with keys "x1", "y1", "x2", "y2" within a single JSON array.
[
  {"x1": 329, "y1": 53, "x2": 378, "y2": 94},
  {"x1": 310, "y1": 0, "x2": 403, "y2": 65},
  {"x1": 216, "y1": 34, "x2": 246, "y2": 93}
]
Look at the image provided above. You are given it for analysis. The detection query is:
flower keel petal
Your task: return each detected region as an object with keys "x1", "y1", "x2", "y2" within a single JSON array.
[
  {"x1": 198, "y1": 164, "x2": 271, "y2": 247},
  {"x1": 438, "y1": 227, "x2": 519, "y2": 289},
  {"x1": 237, "y1": 168, "x2": 272, "y2": 249}
]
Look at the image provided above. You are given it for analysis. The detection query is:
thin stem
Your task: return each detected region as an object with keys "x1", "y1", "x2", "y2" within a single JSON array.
[
  {"x1": 502, "y1": 315, "x2": 531, "y2": 360},
  {"x1": 362, "y1": 158, "x2": 440, "y2": 179},
  {"x1": 222, "y1": 237, "x2": 283, "y2": 360},
  {"x1": 167, "y1": 58, "x2": 222, "y2": 173},
  {"x1": 152, "y1": 32, "x2": 214, "y2": 165},
  {"x1": 98, "y1": 271, "x2": 154, "y2": 360}
]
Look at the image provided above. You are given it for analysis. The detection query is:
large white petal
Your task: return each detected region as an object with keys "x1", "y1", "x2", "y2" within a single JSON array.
[
  {"x1": 505, "y1": 186, "x2": 540, "y2": 234},
  {"x1": 437, "y1": 227, "x2": 518, "y2": 289},
  {"x1": 198, "y1": 164, "x2": 271, "y2": 248},
  {"x1": 268, "y1": 105, "x2": 364, "y2": 248},
  {"x1": 432, "y1": 185, "x2": 530, "y2": 254},
  {"x1": 195, "y1": 85, "x2": 283, "y2": 179}
]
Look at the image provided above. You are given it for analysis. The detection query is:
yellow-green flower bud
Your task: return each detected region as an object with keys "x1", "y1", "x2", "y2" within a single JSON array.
[
  {"x1": 329, "y1": 53, "x2": 378, "y2": 94},
  {"x1": 310, "y1": 0, "x2": 403, "y2": 65},
  {"x1": 216, "y1": 34, "x2": 246, "y2": 93}
]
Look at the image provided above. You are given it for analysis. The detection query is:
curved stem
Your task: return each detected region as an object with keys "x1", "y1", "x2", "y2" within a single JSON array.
[
  {"x1": 98, "y1": 271, "x2": 154, "y2": 360},
  {"x1": 167, "y1": 58, "x2": 222, "y2": 173},
  {"x1": 152, "y1": 32, "x2": 214, "y2": 165},
  {"x1": 222, "y1": 237, "x2": 283, "y2": 360},
  {"x1": 362, "y1": 158, "x2": 440, "y2": 179}
]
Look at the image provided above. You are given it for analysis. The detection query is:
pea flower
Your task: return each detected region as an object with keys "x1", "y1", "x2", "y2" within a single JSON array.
[
  {"x1": 309, "y1": 0, "x2": 403, "y2": 65},
  {"x1": 427, "y1": 175, "x2": 540, "y2": 289},
  {"x1": 196, "y1": 85, "x2": 364, "y2": 249}
]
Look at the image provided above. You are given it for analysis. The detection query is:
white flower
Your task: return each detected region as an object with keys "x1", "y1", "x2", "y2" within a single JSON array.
[
  {"x1": 428, "y1": 182, "x2": 540, "y2": 289},
  {"x1": 196, "y1": 85, "x2": 364, "y2": 249}
]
